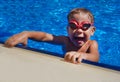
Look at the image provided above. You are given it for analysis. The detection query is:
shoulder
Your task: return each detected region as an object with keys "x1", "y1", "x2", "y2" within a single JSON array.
[
  {"x1": 52, "y1": 35, "x2": 69, "y2": 44},
  {"x1": 53, "y1": 35, "x2": 68, "y2": 40},
  {"x1": 91, "y1": 40, "x2": 98, "y2": 44},
  {"x1": 90, "y1": 40, "x2": 98, "y2": 48}
]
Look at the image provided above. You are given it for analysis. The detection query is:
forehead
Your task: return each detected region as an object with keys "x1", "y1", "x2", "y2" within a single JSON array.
[{"x1": 73, "y1": 13, "x2": 91, "y2": 23}]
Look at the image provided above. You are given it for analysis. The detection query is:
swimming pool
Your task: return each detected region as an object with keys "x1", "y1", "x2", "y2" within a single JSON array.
[{"x1": 0, "y1": 0, "x2": 120, "y2": 67}]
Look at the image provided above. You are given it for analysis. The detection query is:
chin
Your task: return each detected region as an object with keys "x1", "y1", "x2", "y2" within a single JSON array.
[
  {"x1": 74, "y1": 42, "x2": 84, "y2": 47},
  {"x1": 76, "y1": 44, "x2": 84, "y2": 47}
]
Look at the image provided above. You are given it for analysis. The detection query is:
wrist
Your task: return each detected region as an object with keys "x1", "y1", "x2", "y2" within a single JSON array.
[
  {"x1": 81, "y1": 53, "x2": 88, "y2": 60},
  {"x1": 22, "y1": 31, "x2": 30, "y2": 38}
]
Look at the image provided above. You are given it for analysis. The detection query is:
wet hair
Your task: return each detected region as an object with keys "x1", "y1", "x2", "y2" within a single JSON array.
[{"x1": 67, "y1": 8, "x2": 94, "y2": 23}]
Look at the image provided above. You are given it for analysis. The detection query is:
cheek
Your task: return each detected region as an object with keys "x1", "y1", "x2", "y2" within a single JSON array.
[
  {"x1": 84, "y1": 31, "x2": 91, "y2": 38},
  {"x1": 67, "y1": 28, "x2": 74, "y2": 37},
  {"x1": 86, "y1": 32, "x2": 91, "y2": 39}
]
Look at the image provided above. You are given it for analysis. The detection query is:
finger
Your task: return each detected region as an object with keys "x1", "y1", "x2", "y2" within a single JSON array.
[
  {"x1": 23, "y1": 40, "x2": 27, "y2": 46},
  {"x1": 74, "y1": 53, "x2": 82, "y2": 64},
  {"x1": 64, "y1": 54, "x2": 69, "y2": 61},
  {"x1": 5, "y1": 39, "x2": 14, "y2": 47},
  {"x1": 71, "y1": 55, "x2": 77, "y2": 64},
  {"x1": 77, "y1": 56, "x2": 82, "y2": 63},
  {"x1": 6, "y1": 38, "x2": 19, "y2": 47},
  {"x1": 65, "y1": 54, "x2": 71, "y2": 62},
  {"x1": 64, "y1": 53, "x2": 73, "y2": 62},
  {"x1": 4, "y1": 42, "x2": 10, "y2": 47}
]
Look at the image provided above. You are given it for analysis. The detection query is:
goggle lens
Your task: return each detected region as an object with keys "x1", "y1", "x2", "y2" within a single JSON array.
[
  {"x1": 69, "y1": 23, "x2": 77, "y2": 30},
  {"x1": 82, "y1": 24, "x2": 91, "y2": 30}
]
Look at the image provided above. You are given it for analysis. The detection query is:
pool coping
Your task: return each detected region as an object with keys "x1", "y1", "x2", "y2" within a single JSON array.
[{"x1": 0, "y1": 41, "x2": 120, "y2": 71}]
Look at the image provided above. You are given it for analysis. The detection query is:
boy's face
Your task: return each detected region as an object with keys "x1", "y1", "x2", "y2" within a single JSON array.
[{"x1": 67, "y1": 13, "x2": 95, "y2": 47}]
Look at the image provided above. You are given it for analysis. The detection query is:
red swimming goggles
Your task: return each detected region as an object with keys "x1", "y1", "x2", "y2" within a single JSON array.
[{"x1": 69, "y1": 19, "x2": 93, "y2": 31}]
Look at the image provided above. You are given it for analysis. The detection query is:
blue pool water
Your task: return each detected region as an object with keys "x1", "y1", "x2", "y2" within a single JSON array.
[{"x1": 0, "y1": 0, "x2": 120, "y2": 67}]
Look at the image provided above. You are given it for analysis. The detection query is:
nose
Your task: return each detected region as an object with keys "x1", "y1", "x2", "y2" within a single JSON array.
[
  {"x1": 76, "y1": 28, "x2": 84, "y2": 34},
  {"x1": 75, "y1": 28, "x2": 84, "y2": 36}
]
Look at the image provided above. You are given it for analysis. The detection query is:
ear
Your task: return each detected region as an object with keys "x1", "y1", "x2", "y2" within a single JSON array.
[{"x1": 90, "y1": 26, "x2": 96, "y2": 36}]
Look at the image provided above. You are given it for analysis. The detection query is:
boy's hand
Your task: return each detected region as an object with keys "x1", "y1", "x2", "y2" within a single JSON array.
[
  {"x1": 5, "y1": 31, "x2": 29, "y2": 47},
  {"x1": 64, "y1": 51, "x2": 86, "y2": 64}
]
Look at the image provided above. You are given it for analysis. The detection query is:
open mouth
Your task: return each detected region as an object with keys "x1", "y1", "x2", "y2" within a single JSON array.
[{"x1": 74, "y1": 36, "x2": 85, "y2": 41}]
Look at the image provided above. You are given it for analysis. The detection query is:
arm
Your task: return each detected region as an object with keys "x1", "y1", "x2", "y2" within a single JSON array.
[
  {"x1": 29, "y1": 31, "x2": 68, "y2": 45},
  {"x1": 83, "y1": 40, "x2": 99, "y2": 62},
  {"x1": 28, "y1": 31, "x2": 53, "y2": 41},
  {"x1": 64, "y1": 40, "x2": 99, "y2": 64},
  {"x1": 5, "y1": 31, "x2": 67, "y2": 47}
]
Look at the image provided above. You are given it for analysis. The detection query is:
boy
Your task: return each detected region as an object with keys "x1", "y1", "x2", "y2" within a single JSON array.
[{"x1": 4, "y1": 8, "x2": 99, "y2": 64}]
